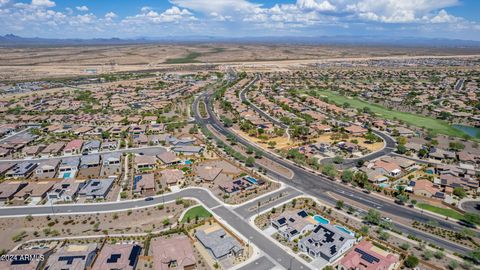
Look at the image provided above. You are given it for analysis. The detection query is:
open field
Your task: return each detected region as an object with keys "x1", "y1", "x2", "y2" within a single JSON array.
[
  {"x1": 315, "y1": 89, "x2": 468, "y2": 138},
  {"x1": 1, "y1": 44, "x2": 480, "y2": 80}
]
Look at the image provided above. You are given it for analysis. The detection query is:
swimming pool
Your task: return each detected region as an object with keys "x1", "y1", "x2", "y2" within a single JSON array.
[
  {"x1": 245, "y1": 176, "x2": 258, "y2": 184},
  {"x1": 336, "y1": 225, "x2": 355, "y2": 236},
  {"x1": 378, "y1": 183, "x2": 389, "y2": 188},
  {"x1": 184, "y1": 160, "x2": 192, "y2": 165},
  {"x1": 313, "y1": 215, "x2": 330, "y2": 225},
  {"x1": 63, "y1": 172, "x2": 71, "y2": 179}
]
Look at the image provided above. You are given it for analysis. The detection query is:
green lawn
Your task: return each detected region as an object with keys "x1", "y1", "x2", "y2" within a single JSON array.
[
  {"x1": 181, "y1": 205, "x2": 212, "y2": 223},
  {"x1": 165, "y1": 52, "x2": 202, "y2": 64},
  {"x1": 314, "y1": 90, "x2": 468, "y2": 138},
  {"x1": 416, "y1": 203, "x2": 464, "y2": 220}
]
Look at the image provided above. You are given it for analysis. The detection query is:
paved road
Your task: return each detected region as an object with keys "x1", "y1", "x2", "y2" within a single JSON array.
[
  {"x1": 0, "y1": 187, "x2": 309, "y2": 270},
  {"x1": 237, "y1": 256, "x2": 277, "y2": 270},
  {"x1": 238, "y1": 75, "x2": 288, "y2": 129},
  {"x1": 194, "y1": 83, "x2": 475, "y2": 254},
  {"x1": 234, "y1": 187, "x2": 303, "y2": 219}
]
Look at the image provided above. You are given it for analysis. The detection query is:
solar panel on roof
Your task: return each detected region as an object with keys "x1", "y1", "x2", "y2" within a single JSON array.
[
  {"x1": 297, "y1": 210, "x2": 308, "y2": 218},
  {"x1": 355, "y1": 248, "x2": 380, "y2": 263},
  {"x1": 278, "y1": 217, "x2": 286, "y2": 225},
  {"x1": 107, "y1": 254, "x2": 121, "y2": 263}
]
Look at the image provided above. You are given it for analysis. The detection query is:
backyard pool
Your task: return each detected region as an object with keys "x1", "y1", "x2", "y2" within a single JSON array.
[
  {"x1": 313, "y1": 215, "x2": 330, "y2": 225},
  {"x1": 245, "y1": 176, "x2": 258, "y2": 184},
  {"x1": 184, "y1": 160, "x2": 192, "y2": 165},
  {"x1": 378, "y1": 183, "x2": 389, "y2": 188},
  {"x1": 336, "y1": 225, "x2": 355, "y2": 236},
  {"x1": 63, "y1": 172, "x2": 72, "y2": 179}
]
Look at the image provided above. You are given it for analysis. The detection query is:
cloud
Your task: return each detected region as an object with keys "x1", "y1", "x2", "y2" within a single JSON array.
[
  {"x1": 31, "y1": 0, "x2": 55, "y2": 8},
  {"x1": 76, "y1": 6, "x2": 88, "y2": 12},
  {"x1": 297, "y1": 0, "x2": 336, "y2": 12},
  {"x1": 105, "y1": 12, "x2": 117, "y2": 20},
  {"x1": 342, "y1": 0, "x2": 460, "y2": 23},
  {"x1": 123, "y1": 6, "x2": 196, "y2": 24},
  {"x1": 170, "y1": 0, "x2": 261, "y2": 15},
  {"x1": 429, "y1": 9, "x2": 459, "y2": 23},
  {"x1": 210, "y1": 12, "x2": 232, "y2": 22}
]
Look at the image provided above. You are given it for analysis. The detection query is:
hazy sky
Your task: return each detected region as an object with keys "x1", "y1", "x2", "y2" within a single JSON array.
[{"x1": 1, "y1": 0, "x2": 480, "y2": 40}]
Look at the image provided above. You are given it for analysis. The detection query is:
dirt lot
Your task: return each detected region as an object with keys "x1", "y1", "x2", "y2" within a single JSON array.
[
  {"x1": 2, "y1": 44, "x2": 479, "y2": 80},
  {"x1": 0, "y1": 199, "x2": 194, "y2": 251}
]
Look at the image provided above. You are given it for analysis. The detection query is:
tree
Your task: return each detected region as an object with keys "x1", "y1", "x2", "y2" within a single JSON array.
[
  {"x1": 396, "y1": 194, "x2": 409, "y2": 204},
  {"x1": 245, "y1": 157, "x2": 255, "y2": 167},
  {"x1": 333, "y1": 156, "x2": 344, "y2": 164},
  {"x1": 336, "y1": 200, "x2": 344, "y2": 209},
  {"x1": 360, "y1": 226, "x2": 369, "y2": 235},
  {"x1": 322, "y1": 164, "x2": 337, "y2": 178},
  {"x1": 404, "y1": 255, "x2": 419, "y2": 268},
  {"x1": 323, "y1": 266, "x2": 334, "y2": 270},
  {"x1": 422, "y1": 250, "x2": 433, "y2": 260},
  {"x1": 449, "y1": 141, "x2": 465, "y2": 151},
  {"x1": 268, "y1": 141, "x2": 277, "y2": 149},
  {"x1": 453, "y1": 187, "x2": 466, "y2": 199},
  {"x1": 364, "y1": 209, "x2": 381, "y2": 225},
  {"x1": 396, "y1": 144, "x2": 407, "y2": 154},
  {"x1": 448, "y1": 260, "x2": 459, "y2": 270},
  {"x1": 379, "y1": 231, "x2": 389, "y2": 241},
  {"x1": 341, "y1": 169, "x2": 353, "y2": 183}
]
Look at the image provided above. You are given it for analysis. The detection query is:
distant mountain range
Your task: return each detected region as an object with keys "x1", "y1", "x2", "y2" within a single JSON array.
[{"x1": 1, "y1": 34, "x2": 480, "y2": 47}]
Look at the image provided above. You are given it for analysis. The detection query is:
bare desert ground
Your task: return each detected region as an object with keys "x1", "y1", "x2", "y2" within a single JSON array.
[{"x1": 1, "y1": 43, "x2": 480, "y2": 80}]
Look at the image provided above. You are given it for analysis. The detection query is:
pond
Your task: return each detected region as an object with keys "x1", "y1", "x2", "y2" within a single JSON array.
[{"x1": 452, "y1": 124, "x2": 480, "y2": 139}]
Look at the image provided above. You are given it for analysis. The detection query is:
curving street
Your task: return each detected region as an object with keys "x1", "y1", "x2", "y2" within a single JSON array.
[{"x1": 193, "y1": 79, "x2": 476, "y2": 254}]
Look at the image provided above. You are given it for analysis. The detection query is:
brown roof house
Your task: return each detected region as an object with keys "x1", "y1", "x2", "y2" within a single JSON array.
[
  {"x1": 92, "y1": 243, "x2": 141, "y2": 270},
  {"x1": 151, "y1": 235, "x2": 196, "y2": 270},
  {"x1": 133, "y1": 174, "x2": 156, "y2": 196}
]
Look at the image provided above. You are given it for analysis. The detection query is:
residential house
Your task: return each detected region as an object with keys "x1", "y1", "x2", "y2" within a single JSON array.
[
  {"x1": 102, "y1": 152, "x2": 122, "y2": 166},
  {"x1": 47, "y1": 179, "x2": 84, "y2": 203},
  {"x1": 0, "y1": 162, "x2": 15, "y2": 177},
  {"x1": 372, "y1": 160, "x2": 401, "y2": 177},
  {"x1": 40, "y1": 142, "x2": 65, "y2": 157},
  {"x1": 160, "y1": 169, "x2": 184, "y2": 186},
  {"x1": 195, "y1": 228, "x2": 244, "y2": 260},
  {"x1": 298, "y1": 223, "x2": 356, "y2": 262},
  {"x1": 0, "y1": 181, "x2": 28, "y2": 201},
  {"x1": 44, "y1": 243, "x2": 98, "y2": 270},
  {"x1": 219, "y1": 178, "x2": 254, "y2": 194},
  {"x1": 271, "y1": 210, "x2": 316, "y2": 241},
  {"x1": 345, "y1": 125, "x2": 368, "y2": 136},
  {"x1": 33, "y1": 159, "x2": 60, "y2": 179},
  {"x1": 13, "y1": 181, "x2": 54, "y2": 201},
  {"x1": 157, "y1": 151, "x2": 181, "y2": 165},
  {"x1": 57, "y1": 157, "x2": 80, "y2": 179},
  {"x1": 337, "y1": 241, "x2": 399, "y2": 270},
  {"x1": 5, "y1": 162, "x2": 37, "y2": 179},
  {"x1": 101, "y1": 140, "x2": 118, "y2": 151},
  {"x1": 172, "y1": 146, "x2": 204, "y2": 155},
  {"x1": 194, "y1": 165, "x2": 222, "y2": 182},
  {"x1": 92, "y1": 244, "x2": 141, "y2": 270},
  {"x1": 134, "y1": 155, "x2": 157, "y2": 171},
  {"x1": 80, "y1": 155, "x2": 101, "y2": 169},
  {"x1": 22, "y1": 145, "x2": 45, "y2": 158},
  {"x1": 133, "y1": 174, "x2": 156, "y2": 196},
  {"x1": 151, "y1": 235, "x2": 196, "y2": 270},
  {"x1": 63, "y1": 139, "x2": 83, "y2": 156},
  {"x1": 78, "y1": 178, "x2": 114, "y2": 199},
  {"x1": 410, "y1": 180, "x2": 442, "y2": 198},
  {"x1": 82, "y1": 140, "x2": 100, "y2": 154},
  {"x1": 0, "y1": 248, "x2": 52, "y2": 270}
]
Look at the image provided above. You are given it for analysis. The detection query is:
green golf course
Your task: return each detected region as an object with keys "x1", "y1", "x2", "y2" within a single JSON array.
[{"x1": 314, "y1": 90, "x2": 470, "y2": 138}]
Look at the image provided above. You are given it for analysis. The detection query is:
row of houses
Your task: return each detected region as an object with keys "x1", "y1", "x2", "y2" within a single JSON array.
[
  {"x1": 0, "y1": 152, "x2": 122, "y2": 180},
  {"x1": 0, "y1": 234, "x2": 199, "y2": 270},
  {"x1": 0, "y1": 177, "x2": 115, "y2": 203}
]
